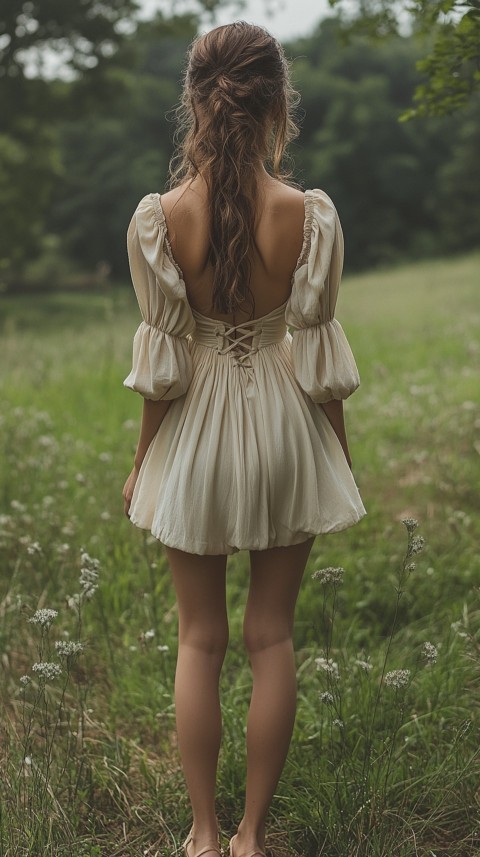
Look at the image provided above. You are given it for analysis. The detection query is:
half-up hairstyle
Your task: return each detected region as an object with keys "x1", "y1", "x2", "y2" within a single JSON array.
[{"x1": 167, "y1": 22, "x2": 300, "y2": 316}]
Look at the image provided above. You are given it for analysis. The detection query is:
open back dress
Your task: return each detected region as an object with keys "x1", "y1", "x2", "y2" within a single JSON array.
[{"x1": 123, "y1": 188, "x2": 366, "y2": 555}]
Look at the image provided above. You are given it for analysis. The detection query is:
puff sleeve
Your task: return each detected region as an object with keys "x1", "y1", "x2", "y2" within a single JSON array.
[
  {"x1": 123, "y1": 194, "x2": 195, "y2": 400},
  {"x1": 285, "y1": 189, "x2": 360, "y2": 403}
]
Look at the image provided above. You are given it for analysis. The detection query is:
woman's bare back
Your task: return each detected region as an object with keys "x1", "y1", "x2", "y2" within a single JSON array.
[{"x1": 158, "y1": 176, "x2": 306, "y2": 322}]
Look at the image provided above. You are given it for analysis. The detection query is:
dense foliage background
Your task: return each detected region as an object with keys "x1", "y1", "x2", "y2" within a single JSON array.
[{"x1": 0, "y1": 1, "x2": 479, "y2": 291}]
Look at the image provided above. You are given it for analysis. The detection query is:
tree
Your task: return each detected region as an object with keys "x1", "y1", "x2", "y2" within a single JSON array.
[
  {"x1": 47, "y1": 13, "x2": 197, "y2": 277},
  {"x1": 290, "y1": 20, "x2": 453, "y2": 268},
  {"x1": 0, "y1": 121, "x2": 62, "y2": 270},
  {"x1": 436, "y1": 99, "x2": 480, "y2": 248},
  {"x1": 328, "y1": 0, "x2": 480, "y2": 117},
  {"x1": 0, "y1": 0, "x2": 141, "y2": 278},
  {"x1": 0, "y1": 0, "x2": 249, "y2": 80},
  {"x1": 0, "y1": 0, "x2": 140, "y2": 80},
  {"x1": 0, "y1": 1, "x2": 234, "y2": 281}
]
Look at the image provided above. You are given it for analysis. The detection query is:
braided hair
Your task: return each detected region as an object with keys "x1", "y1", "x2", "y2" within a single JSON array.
[{"x1": 168, "y1": 22, "x2": 300, "y2": 316}]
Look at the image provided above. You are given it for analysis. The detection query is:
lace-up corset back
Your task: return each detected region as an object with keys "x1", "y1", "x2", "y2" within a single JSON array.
[{"x1": 191, "y1": 302, "x2": 288, "y2": 369}]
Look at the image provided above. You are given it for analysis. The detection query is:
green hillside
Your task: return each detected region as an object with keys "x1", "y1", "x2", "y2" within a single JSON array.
[{"x1": 0, "y1": 252, "x2": 479, "y2": 856}]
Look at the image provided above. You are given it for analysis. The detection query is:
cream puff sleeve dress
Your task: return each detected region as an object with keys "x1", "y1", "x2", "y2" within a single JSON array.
[{"x1": 124, "y1": 188, "x2": 366, "y2": 555}]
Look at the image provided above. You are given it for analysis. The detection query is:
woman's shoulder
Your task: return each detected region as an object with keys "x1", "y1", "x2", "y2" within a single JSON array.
[
  {"x1": 160, "y1": 176, "x2": 210, "y2": 205},
  {"x1": 263, "y1": 183, "x2": 338, "y2": 234},
  {"x1": 262, "y1": 177, "x2": 305, "y2": 210},
  {"x1": 156, "y1": 181, "x2": 209, "y2": 235},
  {"x1": 256, "y1": 180, "x2": 306, "y2": 255}
]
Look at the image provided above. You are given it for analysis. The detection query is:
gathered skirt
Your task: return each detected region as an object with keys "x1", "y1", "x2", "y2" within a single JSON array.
[{"x1": 128, "y1": 312, "x2": 366, "y2": 555}]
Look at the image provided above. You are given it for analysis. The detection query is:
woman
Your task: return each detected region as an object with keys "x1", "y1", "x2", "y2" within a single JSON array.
[{"x1": 122, "y1": 21, "x2": 365, "y2": 857}]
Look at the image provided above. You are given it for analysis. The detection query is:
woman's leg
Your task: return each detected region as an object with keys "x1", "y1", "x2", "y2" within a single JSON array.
[
  {"x1": 234, "y1": 537, "x2": 315, "y2": 855},
  {"x1": 165, "y1": 546, "x2": 229, "y2": 854}
]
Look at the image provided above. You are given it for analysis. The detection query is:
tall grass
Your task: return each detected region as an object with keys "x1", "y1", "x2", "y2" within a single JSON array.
[{"x1": 0, "y1": 252, "x2": 479, "y2": 856}]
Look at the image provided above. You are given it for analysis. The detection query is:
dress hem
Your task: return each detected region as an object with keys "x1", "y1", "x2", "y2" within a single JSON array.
[{"x1": 128, "y1": 509, "x2": 367, "y2": 557}]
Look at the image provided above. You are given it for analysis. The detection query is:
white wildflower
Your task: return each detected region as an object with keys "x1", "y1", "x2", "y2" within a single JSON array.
[
  {"x1": 407, "y1": 536, "x2": 425, "y2": 556},
  {"x1": 11, "y1": 500, "x2": 27, "y2": 513},
  {"x1": 320, "y1": 691, "x2": 334, "y2": 705},
  {"x1": 56, "y1": 543, "x2": 70, "y2": 555},
  {"x1": 62, "y1": 522, "x2": 76, "y2": 536},
  {"x1": 312, "y1": 567, "x2": 345, "y2": 585},
  {"x1": 67, "y1": 593, "x2": 81, "y2": 610},
  {"x1": 26, "y1": 541, "x2": 42, "y2": 555},
  {"x1": 421, "y1": 641, "x2": 438, "y2": 664},
  {"x1": 354, "y1": 658, "x2": 373, "y2": 672},
  {"x1": 32, "y1": 662, "x2": 62, "y2": 680},
  {"x1": 315, "y1": 657, "x2": 339, "y2": 679},
  {"x1": 384, "y1": 669, "x2": 411, "y2": 689},
  {"x1": 32, "y1": 410, "x2": 50, "y2": 424},
  {"x1": 28, "y1": 608, "x2": 58, "y2": 628},
  {"x1": 54, "y1": 640, "x2": 84, "y2": 657},
  {"x1": 79, "y1": 550, "x2": 100, "y2": 598}
]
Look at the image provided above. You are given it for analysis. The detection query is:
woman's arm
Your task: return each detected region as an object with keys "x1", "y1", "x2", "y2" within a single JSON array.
[
  {"x1": 320, "y1": 399, "x2": 352, "y2": 469},
  {"x1": 123, "y1": 399, "x2": 172, "y2": 516},
  {"x1": 133, "y1": 398, "x2": 171, "y2": 469}
]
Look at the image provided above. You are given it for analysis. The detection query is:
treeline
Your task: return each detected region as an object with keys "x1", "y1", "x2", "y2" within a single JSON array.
[
  {"x1": 1, "y1": 11, "x2": 479, "y2": 291},
  {"x1": 292, "y1": 20, "x2": 480, "y2": 270}
]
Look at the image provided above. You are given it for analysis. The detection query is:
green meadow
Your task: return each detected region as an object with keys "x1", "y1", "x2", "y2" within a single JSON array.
[{"x1": 0, "y1": 252, "x2": 479, "y2": 857}]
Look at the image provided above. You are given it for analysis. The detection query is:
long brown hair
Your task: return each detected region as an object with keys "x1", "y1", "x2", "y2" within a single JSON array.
[{"x1": 167, "y1": 22, "x2": 300, "y2": 315}]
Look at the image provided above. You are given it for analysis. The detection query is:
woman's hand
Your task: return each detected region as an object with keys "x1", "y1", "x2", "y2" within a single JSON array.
[
  {"x1": 123, "y1": 466, "x2": 140, "y2": 518},
  {"x1": 122, "y1": 400, "x2": 171, "y2": 519},
  {"x1": 122, "y1": 399, "x2": 172, "y2": 519}
]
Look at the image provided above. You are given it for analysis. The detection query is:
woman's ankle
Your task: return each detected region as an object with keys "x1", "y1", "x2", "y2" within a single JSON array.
[
  {"x1": 234, "y1": 819, "x2": 266, "y2": 849},
  {"x1": 191, "y1": 818, "x2": 220, "y2": 843}
]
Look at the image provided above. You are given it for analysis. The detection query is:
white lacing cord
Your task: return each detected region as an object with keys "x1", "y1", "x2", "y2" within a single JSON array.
[{"x1": 215, "y1": 323, "x2": 263, "y2": 368}]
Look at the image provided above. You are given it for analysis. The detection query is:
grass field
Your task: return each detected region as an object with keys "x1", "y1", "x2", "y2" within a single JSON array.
[{"x1": 0, "y1": 251, "x2": 479, "y2": 857}]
